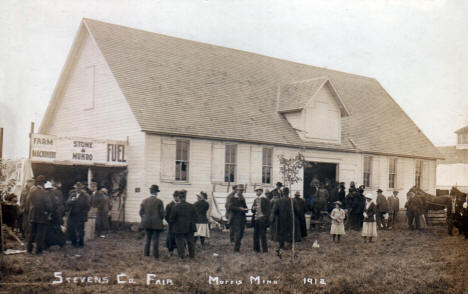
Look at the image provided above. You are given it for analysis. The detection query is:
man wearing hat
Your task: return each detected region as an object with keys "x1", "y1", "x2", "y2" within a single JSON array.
[
  {"x1": 139, "y1": 185, "x2": 164, "y2": 258},
  {"x1": 25, "y1": 175, "x2": 53, "y2": 254},
  {"x1": 66, "y1": 182, "x2": 91, "y2": 247},
  {"x1": 169, "y1": 190, "x2": 197, "y2": 259},
  {"x1": 387, "y1": 191, "x2": 400, "y2": 229},
  {"x1": 227, "y1": 184, "x2": 248, "y2": 252},
  {"x1": 349, "y1": 185, "x2": 366, "y2": 230},
  {"x1": 271, "y1": 182, "x2": 284, "y2": 200},
  {"x1": 224, "y1": 184, "x2": 237, "y2": 243},
  {"x1": 19, "y1": 178, "x2": 35, "y2": 238},
  {"x1": 376, "y1": 189, "x2": 389, "y2": 230},
  {"x1": 293, "y1": 191, "x2": 307, "y2": 239},
  {"x1": 251, "y1": 187, "x2": 271, "y2": 253},
  {"x1": 165, "y1": 191, "x2": 180, "y2": 255}
]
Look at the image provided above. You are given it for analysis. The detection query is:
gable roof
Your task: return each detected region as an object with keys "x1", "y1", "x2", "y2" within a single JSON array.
[
  {"x1": 437, "y1": 146, "x2": 468, "y2": 164},
  {"x1": 277, "y1": 78, "x2": 350, "y2": 116},
  {"x1": 455, "y1": 126, "x2": 468, "y2": 134},
  {"x1": 41, "y1": 18, "x2": 443, "y2": 160}
]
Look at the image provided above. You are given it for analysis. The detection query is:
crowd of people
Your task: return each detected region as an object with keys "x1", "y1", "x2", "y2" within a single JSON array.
[
  {"x1": 2, "y1": 175, "x2": 113, "y2": 254},
  {"x1": 2, "y1": 174, "x2": 467, "y2": 259}
]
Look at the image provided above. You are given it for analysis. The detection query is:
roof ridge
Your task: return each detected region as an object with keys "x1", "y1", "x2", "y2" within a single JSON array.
[{"x1": 82, "y1": 18, "x2": 377, "y2": 82}]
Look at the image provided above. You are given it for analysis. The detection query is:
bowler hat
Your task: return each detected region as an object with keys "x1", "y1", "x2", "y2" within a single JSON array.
[
  {"x1": 197, "y1": 191, "x2": 208, "y2": 199},
  {"x1": 150, "y1": 185, "x2": 160, "y2": 193},
  {"x1": 276, "y1": 182, "x2": 283, "y2": 187},
  {"x1": 377, "y1": 189, "x2": 383, "y2": 193},
  {"x1": 236, "y1": 184, "x2": 245, "y2": 190}
]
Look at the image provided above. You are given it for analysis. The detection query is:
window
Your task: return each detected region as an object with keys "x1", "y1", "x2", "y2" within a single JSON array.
[
  {"x1": 363, "y1": 156, "x2": 372, "y2": 187},
  {"x1": 388, "y1": 158, "x2": 397, "y2": 189},
  {"x1": 415, "y1": 159, "x2": 423, "y2": 188},
  {"x1": 175, "y1": 140, "x2": 189, "y2": 181},
  {"x1": 262, "y1": 148, "x2": 273, "y2": 184},
  {"x1": 458, "y1": 133, "x2": 468, "y2": 144},
  {"x1": 224, "y1": 144, "x2": 237, "y2": 182}
]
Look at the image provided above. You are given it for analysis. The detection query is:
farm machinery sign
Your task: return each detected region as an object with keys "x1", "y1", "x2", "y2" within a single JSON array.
[{"x1": 31, "y1": 134, "x2": 127, "y2": 167}]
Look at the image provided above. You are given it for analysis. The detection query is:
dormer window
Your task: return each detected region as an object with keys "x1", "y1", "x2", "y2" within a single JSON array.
[
  {"x1": 278, "y1": 77, "x2": 349, "y2": 144},
  {"x1": 455, "y1": 126, "x2": 468, "y2": 149}
]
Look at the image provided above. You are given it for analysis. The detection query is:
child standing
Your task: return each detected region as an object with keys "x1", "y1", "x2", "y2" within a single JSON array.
[{"x1": 330, "y1": 201, "x2": 346, "y2": 243}]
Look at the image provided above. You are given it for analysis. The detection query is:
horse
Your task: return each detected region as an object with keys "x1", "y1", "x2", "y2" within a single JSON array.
[{"x1": 407, "y1": 186, "x2": 451, "y2": 211}]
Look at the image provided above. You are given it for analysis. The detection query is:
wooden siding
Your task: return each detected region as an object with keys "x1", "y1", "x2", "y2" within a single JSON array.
[{"x1": 40, "y1": 29, "x2": 145, "y2": 223}]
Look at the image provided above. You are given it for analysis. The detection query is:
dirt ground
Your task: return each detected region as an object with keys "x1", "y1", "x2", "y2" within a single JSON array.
[{"x1": 0, "y1": 223, "x2": 467, "y2": 294}]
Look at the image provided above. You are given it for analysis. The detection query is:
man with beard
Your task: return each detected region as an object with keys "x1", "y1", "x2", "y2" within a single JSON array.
[
  {"x1": 25, "y1": 175, "x2": 52, "y2": 254},
  {"x1": 226, "y1": 184, "x2": 248, "y2": 252},
  {"x1": 66, "y1": 182, "x2": 91, "y2": 247}
]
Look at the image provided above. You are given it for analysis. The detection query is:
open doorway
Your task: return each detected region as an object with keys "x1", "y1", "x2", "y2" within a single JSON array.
[{"x1": 303, "y1": 161, "x2": 337, "y2": 198}]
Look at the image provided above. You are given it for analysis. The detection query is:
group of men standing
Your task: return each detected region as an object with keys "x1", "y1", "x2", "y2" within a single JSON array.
[
  {"x1": 18, "y1": 175, "x2": 112, "y2": 254},
  {"x1": 224, "y1": 182, "x2": 308, "y2": 256},
  {"x1": 139, "y1": 186, "x2": 210, "y2": 259}
]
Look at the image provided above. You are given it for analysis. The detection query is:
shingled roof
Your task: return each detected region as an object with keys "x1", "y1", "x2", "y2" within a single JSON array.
[
  {"x1": 437, "y1": 146, "x2": 468, "y2": 164},
  {"x1": 47, "y1": 18, "x2": 444, "y2": 159}
]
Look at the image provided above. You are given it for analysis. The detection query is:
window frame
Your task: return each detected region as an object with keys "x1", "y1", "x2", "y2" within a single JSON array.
[
  {"x1": 388, "y1": 157, "x2": 397, "y2": 189},
  {"x1": 175, "y1": 139, "x2": 190, "y2": 182},
  {"x1": 363, "y1": 155, "x2": 372, "y2": 188},
  {"x1": 224, "y1": 144, "x2": 237, "y2": 183},
  {"x1": 415, "y1": 159, "x2": 423, "y2": 188},
  {"x1": 262, "y1": 147, "x2": 273, "y2": 184}
]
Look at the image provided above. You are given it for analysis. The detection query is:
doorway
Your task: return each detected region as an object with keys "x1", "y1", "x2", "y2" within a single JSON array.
[{"x1": 303, "y1": 161, "x2": 337, "y2": 197}]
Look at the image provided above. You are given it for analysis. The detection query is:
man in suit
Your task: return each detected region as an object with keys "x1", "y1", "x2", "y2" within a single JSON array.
[
  {"x1": 376, "y1": 189, "x2": 389, "y2": 229},
  {"x1": 90, "y1": 182, "x2": 110, "y2": 238},
  {"x1": 139, "y1": 185, "x2": 164, "y2": 258},
  {"x1": 271, "y1": 182, "x2": 284, "y2": 200},
  {"x1": 387, "y1": 191, "x2": 400, "y2": 229},
  {"x1": 169, "y1": 190, "x2": 197, "y2": 259},
  {"x1": 227, "y1": 184, "x2": 248, "y2": 252},
  {"x1": 251, "y1": 187, "x2": 271, "y2": 253},
  {"x1": 25, "y1": 175, "x2": 52, "y2": 254},
  {"x1": 224, "y1": 185, "x2": 237, "y2": 243},
  {"x1": 294, "y1": 191, "x2": 307, "y2": 239},
  {"x1": 165, "y1": 191, "x2": 180, "y2": 255},
  {"x1": 66, "y1": 182, "x2": 91, "y2": 247}
]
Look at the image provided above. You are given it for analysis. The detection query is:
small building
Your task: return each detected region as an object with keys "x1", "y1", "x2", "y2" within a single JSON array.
[
  {"x1": 36, "y1": 19, "x2": 442, "y2": 222},
  {"x1": 437, "y1": 126, "x2": 468, "y2": 190}
]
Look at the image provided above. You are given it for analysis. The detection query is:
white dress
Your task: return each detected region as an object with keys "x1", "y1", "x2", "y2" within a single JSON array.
[{"x1": 330, "y1": 208, "x2": 346, "y2": 235}]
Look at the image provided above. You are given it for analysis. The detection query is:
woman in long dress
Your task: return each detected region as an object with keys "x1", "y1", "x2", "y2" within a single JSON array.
[
  {"x1": 362, "y1": 193, "x2": 378, "y2": 243},
  {"x1": 330, "y1": 201, "x2": 346, "y2": 243}
]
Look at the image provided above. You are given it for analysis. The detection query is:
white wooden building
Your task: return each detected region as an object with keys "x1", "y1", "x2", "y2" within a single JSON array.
[
  {"x1": 37, "y1": 19, "x2": 442, "y2": 222},
  {"x1": 436, "y1": 126, "x2": 468, "y2": 190}
]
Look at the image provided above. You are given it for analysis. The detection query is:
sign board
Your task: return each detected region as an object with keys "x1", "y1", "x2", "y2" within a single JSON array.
[{"x1": 31, "y1": 134, "x2": 127, "y2": 167}]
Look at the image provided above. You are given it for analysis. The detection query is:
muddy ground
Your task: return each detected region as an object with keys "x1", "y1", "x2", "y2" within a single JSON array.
[{"x1": 0, "y1": 224, "x2": 467, "y2": 294}]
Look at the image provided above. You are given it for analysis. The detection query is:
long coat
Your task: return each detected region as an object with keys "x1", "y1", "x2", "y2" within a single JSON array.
[
  {"x1": 26, "y1": 186, "x2": 53, "y2": 224},
  {"x1": 165, "y1": 201, "x2": 177, "y2": 226},
  {"x1": 169, "y1": 200, "x2": 197, "y2": 234},
  {"x1": 294, "y1": 197, "x2": 307, "y2": 238},
  {"x1": 376, "y1": 194, "x2": 389, "y2": 213},
  {"x1": 66, "y1": 191, "x2": 91, "y2": 222},
  {"x1": 139, "y1": 196, "x2": 164, "y2": 230},
  {"x1": 227, "y1": 195, "x2": 247, "y2": 229},
  {"x1": 270, "y1": 197, "x2": 301, "y2": 243}
]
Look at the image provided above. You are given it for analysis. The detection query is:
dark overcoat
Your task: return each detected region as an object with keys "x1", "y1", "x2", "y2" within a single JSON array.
[
  {"x1": 139, "y1": 196, "x2": 164, "y2": 230},
  {"x1": 169, "y1": 201, "x2": 197, "y2": 234},
  {"x1": 66, "y1": 191, "x2": 91, "y2": 222},
  {"x1": 26, "y1": 186, "x2": 53, "y2": 224}
]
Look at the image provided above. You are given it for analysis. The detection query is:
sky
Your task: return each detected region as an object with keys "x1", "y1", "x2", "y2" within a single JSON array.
[{"x1": 1, "y1": 0, "x2": 467, "y2": 159}]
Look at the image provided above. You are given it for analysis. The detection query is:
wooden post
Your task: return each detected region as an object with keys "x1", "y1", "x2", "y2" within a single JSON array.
[
  {"x1": 290, "y1": 184, "x2": 295, "y2": 261},
  {"x1": 0, "y1": 127, "x2": 3, "y2": 160},
  {"x1": 28, "y1": 122, "x2": 35, "y2": 159}
]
